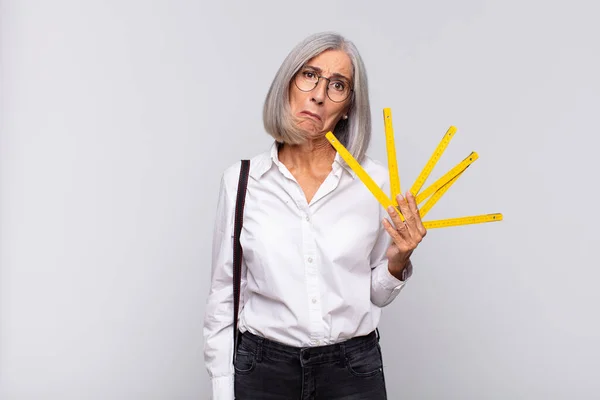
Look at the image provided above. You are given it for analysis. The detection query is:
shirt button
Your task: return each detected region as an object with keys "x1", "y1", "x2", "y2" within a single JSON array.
[
  {"x1": 312, "y1": 298, "x2": 317, "y2": 304},
  {"x1": 305, "y1": 215, "x2": 310, "y2": 222},
  {"x1": 308, "y1": 257, "x2": 313, "y2": 263}
]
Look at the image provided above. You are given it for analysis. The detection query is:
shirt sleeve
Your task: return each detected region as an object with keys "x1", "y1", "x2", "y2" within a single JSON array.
[
  {"x1": 369, "y1": 180, "x2": 412, "y2": 307},
  {"x1": 203, "y1": 171, "x2": 244, "y2": 400}
]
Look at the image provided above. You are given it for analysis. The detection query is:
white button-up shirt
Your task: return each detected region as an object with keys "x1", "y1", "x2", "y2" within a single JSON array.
[{"x1": 203, "y1": 142, "x2": 411, "y2": 399}]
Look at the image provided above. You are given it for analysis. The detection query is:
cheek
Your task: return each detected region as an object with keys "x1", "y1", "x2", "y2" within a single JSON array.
[
  {"x1": 325, "y1": 108, "x2": 346, "y2": 127},
  {"x1": 288, "y1": 87, "x2": 305, "y2": 111}
]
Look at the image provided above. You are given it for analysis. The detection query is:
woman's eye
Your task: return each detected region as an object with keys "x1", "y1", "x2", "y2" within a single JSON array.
[
  {"x1": 303, "y1": 71, "x2": 315, "y2": 79},
  {"x1": 331, "y1": 81, "x2": 345, "y2": 91}
]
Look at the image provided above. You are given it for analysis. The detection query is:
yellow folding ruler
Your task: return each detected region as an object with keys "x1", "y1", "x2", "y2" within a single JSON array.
[{"x1": 326, "y1": 108, "x2": 503, "y2": 229}]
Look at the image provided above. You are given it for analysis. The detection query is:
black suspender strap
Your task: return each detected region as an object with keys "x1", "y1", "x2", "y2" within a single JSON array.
[{"x1": 232, "y1": 160, "x2": 250, "y2": 363}]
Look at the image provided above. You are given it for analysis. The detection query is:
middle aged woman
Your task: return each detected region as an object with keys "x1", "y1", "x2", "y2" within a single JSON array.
[{"x1": 203, "y1": 31, "x2": 427, "y2": 400}]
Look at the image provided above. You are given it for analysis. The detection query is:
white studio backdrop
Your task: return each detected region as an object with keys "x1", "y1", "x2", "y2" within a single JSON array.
[{"x1": 1, "y1": 0, "x2": 599, "y2": 399}]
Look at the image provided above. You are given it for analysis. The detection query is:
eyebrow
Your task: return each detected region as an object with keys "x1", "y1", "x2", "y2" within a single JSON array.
[{"x1": 302, "y1": 65, "x2": 352, "y2": 83}]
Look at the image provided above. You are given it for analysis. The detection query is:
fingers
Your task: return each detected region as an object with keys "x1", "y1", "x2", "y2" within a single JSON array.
[
  {"x1": 382, "y1": 218, "x2": 413, "y2": 254},
  {"x1": 397, "y1": 192, "x2": 415, "y2": 227},
  {"x1": 385, "y1": 191, "x2": 427, "y2": 244},
  {"x1": 405, "y1": 191, "x2": 427, "y2": 238},
  {"x1": 383, "y1": 191, "x2": 428, "y2": 263},
  {"x1": 386, "y1": 204, "x2": 408, "y2": 237},
  {"x1": 382, "y1": 219, "x2": 404, "y2": 248}
]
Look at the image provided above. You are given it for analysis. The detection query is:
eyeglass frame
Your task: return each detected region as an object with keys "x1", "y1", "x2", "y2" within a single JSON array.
[{"x1": 293, "y1": 69, "x2": 354, "y2": 103}]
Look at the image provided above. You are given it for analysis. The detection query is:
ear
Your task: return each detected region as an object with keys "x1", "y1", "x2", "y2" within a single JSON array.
[{"x1": 342, "y1": 99, "x2": 353, "y2": 120}]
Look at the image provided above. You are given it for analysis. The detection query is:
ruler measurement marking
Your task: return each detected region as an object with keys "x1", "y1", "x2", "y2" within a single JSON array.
[
  {"x1": 325, "y1": 132, "x2": 405, "y2": 221},
  {"x1": 384, "y1": 108, "x2": 401, "y2": 206},
  {"x1": 416, "y1": 152, "x2": 478, "y2": 204},
  {"x1": 410, "y1": 126, "x2": 456, "y2": 196},
  {"x1": 424, "y1": 213, "x2": 503, "y2": 229},
  {"x1": 420, "y1": 169, "x2": 464, "y2": 218},
  {"x1": 325, "y1": 108, "x2": 503, "y2": 229}
]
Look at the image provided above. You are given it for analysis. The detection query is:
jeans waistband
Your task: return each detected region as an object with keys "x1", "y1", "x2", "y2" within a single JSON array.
[{"x1": 238, "y1": 330, "x2": 378, "y2": 366}]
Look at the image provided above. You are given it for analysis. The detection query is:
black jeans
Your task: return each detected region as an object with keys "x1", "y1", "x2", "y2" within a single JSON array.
[{"x1": 234, "y1": 330, "x2": 387, "y2": 399}]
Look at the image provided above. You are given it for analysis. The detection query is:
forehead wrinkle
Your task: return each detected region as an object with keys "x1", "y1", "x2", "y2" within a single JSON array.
[
  {"x1": 304, "y1": 64, "x2": 350, "y2": 81},
  {"x1": 303, "y1": 64, "x2": 352, "y2": 83},
  {"x1": 304, "y1": 49, "x2": 353, "y2": 79}
]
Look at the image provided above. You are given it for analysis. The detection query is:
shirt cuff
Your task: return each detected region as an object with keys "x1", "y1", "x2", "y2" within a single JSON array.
[
  {"x1": 211, "y1": 375, "x2": 234, "y2": 400},
  {"x1": 379, "y1": 260, "x2": 412, "y2": 289}
]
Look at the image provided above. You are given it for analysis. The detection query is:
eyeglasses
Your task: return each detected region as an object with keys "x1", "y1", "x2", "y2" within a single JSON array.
[{"x1": 293, "y1": 68, "x2": 353, "y2": 103}]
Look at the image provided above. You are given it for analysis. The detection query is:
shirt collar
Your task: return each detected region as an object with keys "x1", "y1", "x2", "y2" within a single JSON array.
[
  {"x1": 333, "y1": 152, "x2": 356, "y2": 179},
  {"x1": 249, "y1": 141, "x2": 356, "y2": 180},
  {"x1": 248, "y1": 142, "x2": 278, "y2": 180}
]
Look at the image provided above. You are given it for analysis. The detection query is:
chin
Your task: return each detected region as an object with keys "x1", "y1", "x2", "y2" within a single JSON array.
[{"x1": 297, "y1": 119, "x2": 326, "y2": 137}]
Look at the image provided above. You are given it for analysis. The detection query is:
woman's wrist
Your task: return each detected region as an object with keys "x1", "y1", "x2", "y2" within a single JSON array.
[{"x1": 388, "y1": 259, "x2": 412, "y2": 281}]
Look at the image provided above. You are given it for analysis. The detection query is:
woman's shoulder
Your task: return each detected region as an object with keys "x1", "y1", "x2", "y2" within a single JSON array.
[{"x1": 219, "y1": 144, "x2": 274, "y2": 187}]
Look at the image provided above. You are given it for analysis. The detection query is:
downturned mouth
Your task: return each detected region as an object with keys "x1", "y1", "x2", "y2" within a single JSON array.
[{"x1": 300, "y1": 111, "x2": 322, "y2": 121}]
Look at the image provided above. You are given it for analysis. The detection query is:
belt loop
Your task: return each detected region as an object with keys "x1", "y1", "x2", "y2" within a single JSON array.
[
  {"x1": 256, "y1": 337, "x2": 264, "y2": 363},
  {"x1": 339, "y1": 343, "x2": 346, "y2": 367},
  {"x1": 233, "y1": 330, "x2": 241, "y2": 364},
  {"x1": 375, "y1": 328, "x2": 381, "y2": 342}
]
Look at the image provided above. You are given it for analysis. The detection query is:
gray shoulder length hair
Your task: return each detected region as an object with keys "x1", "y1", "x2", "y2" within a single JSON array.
[{"x1": 263, "y1": 32, "x2": 372, "y2": 164}]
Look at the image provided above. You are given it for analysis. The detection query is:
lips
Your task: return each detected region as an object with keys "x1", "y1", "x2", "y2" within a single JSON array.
[{"x1": 299, "y1": 111, "x2": 322, "y2": 121}]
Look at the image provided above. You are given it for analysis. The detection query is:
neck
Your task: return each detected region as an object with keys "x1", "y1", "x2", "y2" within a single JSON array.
[{"x1": 278, "y1": 136, "x2": 336, "y2": 173}]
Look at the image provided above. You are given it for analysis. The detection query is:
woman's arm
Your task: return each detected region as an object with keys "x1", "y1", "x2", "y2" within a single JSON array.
[
  {"x1": 369, "y1": 210, "x2": 410, "y2": 307},
  {"x1": 369, "y1": 179, "x2": 410, "y2": 307},
  {"x1": 203, "y1": 171, "x2": 243, "y2": 400},
  {"x1": 371, "y1": 190, "x2": 427, "y2": 307}
]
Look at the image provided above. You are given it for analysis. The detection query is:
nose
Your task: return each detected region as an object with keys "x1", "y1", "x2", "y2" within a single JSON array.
[{"x1": 310, "y1": 79, "x2": 328, "y2": 105}]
